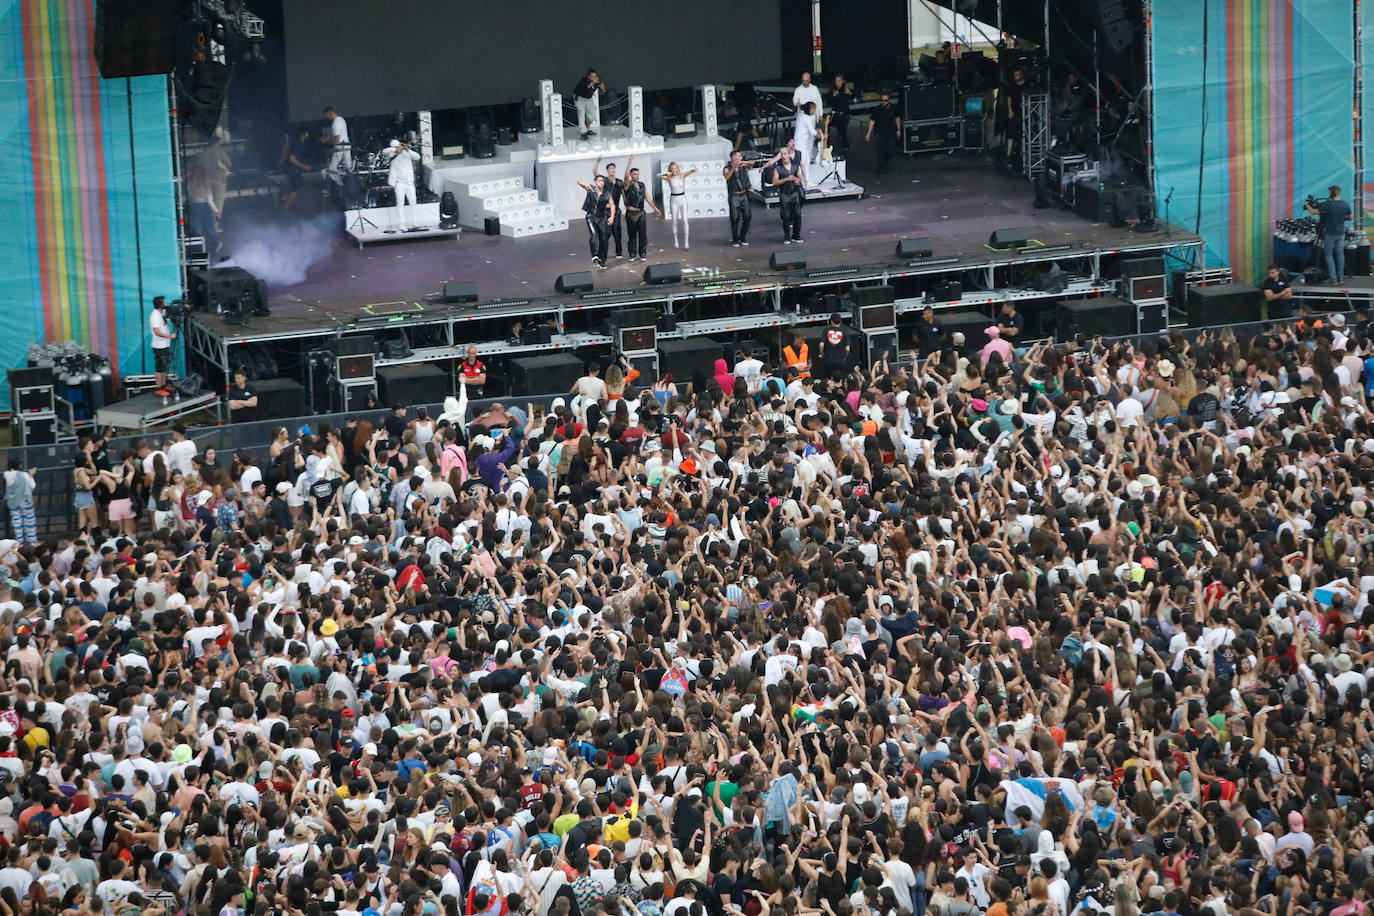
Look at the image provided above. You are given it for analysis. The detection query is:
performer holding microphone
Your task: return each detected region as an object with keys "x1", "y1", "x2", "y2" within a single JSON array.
[
  {"x1": 386, "y1": 136, "x2": 421, "y2": 231},
  {"x1": 620, "y1": 163, "x2": 660, "y2": 262},
  {"x1": 723, "y1": 151, "x2": 764, "y2": 247},
  {"x1": 574, "y1": 69, "x2": 607, "y2": 140}
]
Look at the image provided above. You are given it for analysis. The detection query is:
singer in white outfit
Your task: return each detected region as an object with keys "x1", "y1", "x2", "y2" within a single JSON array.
[
  {"x1": 659, "y1": 162, "x2": 698, "y2": 249},
  {"x1": 791, "y1": 73, "x2": 822, "y2": 161},
  {"x1": 387, "y1": 139, "x2": 420, "y2": 230},
  {"x1": 793, "y1": 103, "x2": 817, "y2": 182}
]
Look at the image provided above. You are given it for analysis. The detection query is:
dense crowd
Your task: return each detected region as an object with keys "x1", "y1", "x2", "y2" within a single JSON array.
[{"x1": 5, "y1": 309, "x2": 1374, "y2": 916}]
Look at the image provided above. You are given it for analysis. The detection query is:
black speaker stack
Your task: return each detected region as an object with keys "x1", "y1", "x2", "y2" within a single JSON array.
[
  {"x1": 556, "y1": 271, "x2": 595, "y2": 294},
  {"x1": 1186, "y1": 283, "x2": 1262, "y2": 327},
  {"x1": 510, "y1": 353, "x2": 584, "y2": 394},
  {"x1": 1055, "y1": 297, "x2": 1136, "y2": 342},
  {"x1": 96, "y1": 0, "x2": 177, "y2": 78}
]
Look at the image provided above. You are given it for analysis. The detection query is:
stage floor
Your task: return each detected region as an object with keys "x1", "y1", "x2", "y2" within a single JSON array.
[{"x1": 215, "y1": 146, "x2": 1195, "y2": 335}]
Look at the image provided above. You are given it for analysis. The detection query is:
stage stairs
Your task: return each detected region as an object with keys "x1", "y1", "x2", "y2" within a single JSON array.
[{"x1": 454, "y1": 176, "x2": 567, "y2": 239}]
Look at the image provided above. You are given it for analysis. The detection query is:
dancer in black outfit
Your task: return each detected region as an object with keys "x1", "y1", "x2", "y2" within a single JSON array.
[
  {"x1": 620, "y1": 165, "x2": 660, "y2": 262},
  {"x1": 594, "y1": 155, "x2": 628, "y2": 258},
  {"x1": 723, "y1": 151, "x2": 763, "y2": 247},
  {"x1": 773, "y1": 148, "x2": 804, "y2": 243},
  {"x1": 577, "y1": 176, "x2": 616, "y2": 268}
]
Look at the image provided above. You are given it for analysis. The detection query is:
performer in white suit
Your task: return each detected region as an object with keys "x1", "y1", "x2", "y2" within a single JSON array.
[{"x1": 387, "y1": 139, "x2": 421, "y2": 230}]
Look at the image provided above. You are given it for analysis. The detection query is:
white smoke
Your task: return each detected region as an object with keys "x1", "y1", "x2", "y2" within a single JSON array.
[{"x1": 221, "y1": 214, "x2": 337, "y2": 288}]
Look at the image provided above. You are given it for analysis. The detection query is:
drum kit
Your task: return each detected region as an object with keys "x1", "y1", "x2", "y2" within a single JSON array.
[{"x1": 330, "y1": 127, "x2": 426, "y2": 210}]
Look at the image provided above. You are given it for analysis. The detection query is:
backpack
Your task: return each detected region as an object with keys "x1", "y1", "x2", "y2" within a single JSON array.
[{"x1": 1058, "y1": 635, "x2": 1084, "y2": 668}]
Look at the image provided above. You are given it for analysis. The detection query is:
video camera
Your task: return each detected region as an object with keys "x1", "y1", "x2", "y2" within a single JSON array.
[{"x1": 163, "y1": 299, "x2": 192, "y2": 323}]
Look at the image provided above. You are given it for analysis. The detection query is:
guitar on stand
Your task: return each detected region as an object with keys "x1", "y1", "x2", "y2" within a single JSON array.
[{"x1": 817, "y1": 115, "x2": 843, "y2": 188}]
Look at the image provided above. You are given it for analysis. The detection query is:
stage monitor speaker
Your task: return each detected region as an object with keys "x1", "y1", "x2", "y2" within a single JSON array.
[
  {"x1": 1186, "y1": 283, "x2": 1262, "y2": 327},
  {"x1": 658, "y1": 337, "x2": 725, "y2": 380},
  {"x1": 556, "y1": 271, "x2": 595, "y2": 293},
  {"x1": 378, "y1": 364, "x2": 448, "y2": 405},
  {"x1": 850, "y1": 284, "x2": 896, "y2": 307},
  {"x1": 940, "y1": 311, "x2": 993, "y2": 351},
  {"x1": 988, "y1": 228, "x2": 1030, "y2": 250},
  {"x1": 96, "y1": 0, "x2": 177, "y2": 78},
  {"x1": 896, "y1": 238, "x2": 934, "y2": 258},
  {"x1": 644, "y1": 262, "x2": 683, "y2": 285},
  {"x1": 511, "y1": 352, "x2": 584, "y2": 395},
  {"x1": 443, "y1": 282, "x2": 478, "y2": 303},
  {"x1": 770, "y1": 250, "x2": 808, "y2": 270},
  {"x1": 1137, "y1": 301, "x2": 1168, "y2": 335},
  {"x1": 329, "y1": 336, "x2": 375, "y2": 357},
  {"x1": 1055, "y1": 297, "x2": 1135, "y2": 342}
]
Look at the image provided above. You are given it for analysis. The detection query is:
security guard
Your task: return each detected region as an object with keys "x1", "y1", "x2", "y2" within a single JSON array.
[{"x1": 783, "y1": 331, "x2": 810, "y2": 379}]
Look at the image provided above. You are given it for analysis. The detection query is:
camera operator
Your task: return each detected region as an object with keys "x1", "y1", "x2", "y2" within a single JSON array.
[
  {"x1": 1304, "y1": 184, "x2": 1352, "y2": 284},
  {"x1": 150, "y1": 296, "x2": 177, "y2": 395}
]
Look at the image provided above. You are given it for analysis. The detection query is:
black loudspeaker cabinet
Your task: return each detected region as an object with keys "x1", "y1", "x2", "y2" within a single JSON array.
[
  {"x1": 988, "y1": 228, "x2": 1030, "y2": 250},
  {"x1": 184, "y1": 61, "x2": 230, "y2": 135},
  {"x1": 378, "y1": 364, "x2": 448, "y2": 404},
  {"x1": 896, "y1": 238, "x2": 934, "y2": 258},
  {"x1": 189, "y1": 266, "x2": 260, "y2": 312},
  {"x1": 1128, "y1": 275, "x2": 1166, "y2": 300},
  {"x1": 8, "y1": 367, "x2": 54, "y2": 391},
  {"x1": 1137, "y1": 301, "x2": 1169, "y2": 335},
  {"x1": 1186, "y1": 283, "x2": 1262, "y2": 327},
  {"x1": 1121, "y1": 256, "x2": 1165, "y2": 278},
  {"x1": 96, "y1": 0, "x2": 177, "y2": 78},
  {"x1": 902, "y1": 83, "x2": 956, "y2": 120},
  {"x1": 510, "y1": 353, "x2": 584, "y2": 395},
  {"x1": 484, "y1": 217, "x2": 501, "y2": 236},
  {"x1": 253, "y1": 379, "x2": 308, "y2": 420},
  {"x1": 939, "y1": 311, "x2": 994, "y2": 351},
  {"x1": 1055, "y1": 297, "x2": 1135, "y2": 342},
  {"x1": 608, "y1": 307, "x2": 659, "y2": 332},
  {"x1": 929, "y1": 280, "x2": 963, "y2": 302},
  {"x1": 644, "y1": 262, "x2": 683, "y2": 285},
  {"x1": 329, "y1": 336, "x2": 375, "y2": 357},
  {"x1": 556, "y1": 271, "x2": 595, "y2": 293},
  {"x1": 658, "y1": 337, "x2": 724, "y2": 379},
  {"x1": 854, "y1": 303, "x2": 897, "y2": 331},
  {"x1": 443, "y1": 282, "x2": 479, "y2": 303},
  {"x1": 770, "y1": 250, "x2": 808, "y2": 270},
  {"x1": 850, "y1": 284, "x2": 896, "y2": 306}
]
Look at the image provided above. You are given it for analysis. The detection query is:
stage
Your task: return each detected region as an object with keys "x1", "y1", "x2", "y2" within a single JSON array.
[{"x1": 192, "y1": 148, "x2": 1203, "y2": 405}]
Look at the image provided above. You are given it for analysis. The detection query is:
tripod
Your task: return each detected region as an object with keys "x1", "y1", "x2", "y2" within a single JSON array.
[{"x1": 344, "y1": 162, "x2": 379, "y2": 235}]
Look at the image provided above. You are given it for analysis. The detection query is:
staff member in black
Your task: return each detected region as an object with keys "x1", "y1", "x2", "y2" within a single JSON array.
[
  {"x1": 595, "y1": 155, "x2": 630, "y2": 259},
  {"x1": 1262, "y1": 264, "x2": 1293, "y2": 319},
  {"x1": 828, "y1": 74, "x2": 853, "y2": 158},
  {"x1": 620, "y1": 165, "x2": 659, "y2": 262},
  {"x1": 865, "y1": 93, "x2": 899, "y2": 174},
  {"x1": 723, "y1": 152, "x2": 764, "y2": 247},
  {"x1": 773, "y1": 147, "x2": 804, "y2": 244},
  {"x1": 576, "y1": 175, "x2": 616, "y2": 268}
]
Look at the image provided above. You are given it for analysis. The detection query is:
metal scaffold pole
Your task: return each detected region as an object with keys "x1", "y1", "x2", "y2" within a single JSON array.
[{"x1": 1355, "y1": 0, "x2": 1365, "y2": 232}]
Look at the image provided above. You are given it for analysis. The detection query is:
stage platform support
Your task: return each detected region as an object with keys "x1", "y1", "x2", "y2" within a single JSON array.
[
  {"x1": 97, "y1": 390, "x2": 222, "y2": 432},
  {"x1": 343, "y1": 203, "x2": 460, "y2": 248}
]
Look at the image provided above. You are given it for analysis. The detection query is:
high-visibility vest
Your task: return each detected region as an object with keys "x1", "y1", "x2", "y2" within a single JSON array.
[{"x1": 784, "y1": 342, "x2": 810, "y2": 378}]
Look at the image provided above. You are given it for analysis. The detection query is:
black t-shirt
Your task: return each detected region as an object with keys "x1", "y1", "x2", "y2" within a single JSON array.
[
  {"x1": 871, "y1": 103, "x2": 898, "y2": 135},
  {"x1": 228, "y1": 385, "x2": 255, "y2": 418},
  {"x1": 997, "y1": 309, "x2": 1025, "y2": 339},
  {"x1": 916, "y1": 319, "x2": 945, "y2": 354},
  {"x1": 1186, "y1": 391, "x2": 1220, "y2": 424},
  {"x1": 829, "y1": 86, "x2": 853, "y2": 116},
  {"x1": 573, "y1": 77, "x2": 600, "y2": 100},
  {"x1": 1263, "y1": 276, "x2": 1293, "y2": 316},
  {"x1": 820, "y1": 326, "x2": 848, "y2": 363},
  {"x1": 310, "y1": 477, "x2": 337, "y2": 509}
]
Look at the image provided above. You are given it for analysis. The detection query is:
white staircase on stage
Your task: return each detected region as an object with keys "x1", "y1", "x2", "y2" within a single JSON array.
[
  {"x1": 454, "y1": 175, "x2": 567, "y2": 239},
  {"x1": 658, "y1": 160, "x2": 729, "y2": 220}
]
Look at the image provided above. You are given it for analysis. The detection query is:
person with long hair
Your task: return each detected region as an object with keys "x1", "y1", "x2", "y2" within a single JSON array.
[{"x1": 658, "y1": 162, "x2": 698, "y2": 249}]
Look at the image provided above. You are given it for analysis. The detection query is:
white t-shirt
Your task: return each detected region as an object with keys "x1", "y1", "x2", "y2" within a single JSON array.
[
  {"x1": 330, "y1": 115, "x2": 349, "y2": 147},
  {"x1": 150, "y1": 308, "x2": 171, "y2": 350},
  {"x1": 166, "y1": 439, "x2": 198, "y2": 476},
  {"x1": 792, "y1": 83, "x2": 823, "y2": 118}
]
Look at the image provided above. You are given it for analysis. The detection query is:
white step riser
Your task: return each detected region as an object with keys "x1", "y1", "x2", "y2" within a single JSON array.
[{"x1": 501, "y1": 218, "x2": 569, "y2": 238}]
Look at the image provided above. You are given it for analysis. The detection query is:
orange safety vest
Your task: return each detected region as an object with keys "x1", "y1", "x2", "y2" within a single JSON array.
[{"x1": 783, "y1": 342, "x2": 810, "y2": 378}]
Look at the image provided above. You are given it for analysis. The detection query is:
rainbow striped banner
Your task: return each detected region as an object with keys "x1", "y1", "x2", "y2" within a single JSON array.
[
  {"x1": 1152, "y1": 0, "x2": 1352, "y2": 285},
  {"x1": 0, "y1": 0, "x2": 179, "y2": 409}
]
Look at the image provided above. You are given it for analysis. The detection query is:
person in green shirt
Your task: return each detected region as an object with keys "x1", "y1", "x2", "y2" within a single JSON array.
[{"x1": 706, "y1": 764, "x2": 751, "y2": 820}]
